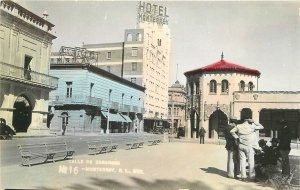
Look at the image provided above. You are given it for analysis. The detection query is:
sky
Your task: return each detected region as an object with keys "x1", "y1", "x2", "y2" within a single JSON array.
[{"x1": 18, "y1": 0, "x2": 300, "y2": 91}]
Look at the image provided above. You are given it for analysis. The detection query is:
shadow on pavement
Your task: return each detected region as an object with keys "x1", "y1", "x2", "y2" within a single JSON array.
[
  {"x1": 38, "y1": 177, "x2": 214, "y2": 190},
  {"x1": 36, "y1": 175, "x2": 273, "y2": 190},
  {"x1": 200, "y1": 167, "x2": 227, "y2": 178}
]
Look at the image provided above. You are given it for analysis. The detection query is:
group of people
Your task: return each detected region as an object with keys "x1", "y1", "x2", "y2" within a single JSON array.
[{"x1": 224, "y1": 116, "x2": 292, "y2": 182}]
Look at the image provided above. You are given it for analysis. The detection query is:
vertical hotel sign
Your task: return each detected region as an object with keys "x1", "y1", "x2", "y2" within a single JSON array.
[{"x1": 137, "y1": 1, "x2": 169, "y2": 25}]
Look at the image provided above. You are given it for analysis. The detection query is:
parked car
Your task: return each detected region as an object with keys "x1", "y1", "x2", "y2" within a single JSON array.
[
  {"x1": 152, "y1": 126, "x2": 169, "y2": 134},
  {"x1": 0, "y1": 118, "x2": 15, "y2": 140},
  {"x1": 177, "y1": 127, "x2": 185, "y2": 138}
]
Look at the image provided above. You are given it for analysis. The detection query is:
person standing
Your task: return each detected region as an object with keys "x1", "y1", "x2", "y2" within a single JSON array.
[
  {"x1": 278, "y1": 119, "x2": 291, "y2": 175},
  {"x1": 230, "y1": 117, "x2": 264, "y2": 181},
  {"x1": 199, "y1": 127, "x2": 206, "y2": 144},
  {"x1": 62, "y1": 122, "x2": 66, "y2": 136},
  {"x1": 225, "y1": 119, "x2": 240, "y2": 179}
]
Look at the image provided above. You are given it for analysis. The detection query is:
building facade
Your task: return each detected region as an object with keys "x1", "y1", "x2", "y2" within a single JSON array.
[
  {"x1": 49, "y1": 49, "x2": 145, "y2": 134},
  {"x1": 185, "y1": 54, "x2": 300, "y2": 139},
  {"x1": 168, "y1": 80, "x2": 187, "y2": 135},
  {"x1": 81, "y1": 2, "x2": 171, "y2": 132},
  {"x1": 0, "y1": 0, "x2": 57, "y2": 134}
]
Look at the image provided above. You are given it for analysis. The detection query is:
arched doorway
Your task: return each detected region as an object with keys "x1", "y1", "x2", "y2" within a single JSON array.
[
  {"x1": 209, "y1": 110, "x2": 228, "y2": 139},
  {"x1": 13, "y1": 95, "x2": 32, "y2": 132}
]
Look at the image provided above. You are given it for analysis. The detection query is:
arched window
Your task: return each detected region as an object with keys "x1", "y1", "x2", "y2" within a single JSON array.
[
  {"x1": 136, "y1": 33, "x2": 142, "y2": 41},
  {"x1": 248, "y1": 82, "x2": 254, "y2": 91},
  {"x1": 240, "y1": 81, "x2": 245, "y2": 91},
  {"x1": 209, "y1": 80, "x2": 217, "y2": 94},
  {"x1": 221, "y1": 80, "x2": 229, "y2": 94},
  {"x1": 127, "y1": 33, "x2": 132, "y2": 41}
]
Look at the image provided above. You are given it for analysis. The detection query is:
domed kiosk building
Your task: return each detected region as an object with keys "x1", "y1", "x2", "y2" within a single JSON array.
[{"x1": 184, "y1": 53, "x2": 300, "y2": 140}]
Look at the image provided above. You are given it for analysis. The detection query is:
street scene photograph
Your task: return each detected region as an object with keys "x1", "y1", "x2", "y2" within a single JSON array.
[{"x1": 0, "y1": 0, "x2": 300, "y2": 190}]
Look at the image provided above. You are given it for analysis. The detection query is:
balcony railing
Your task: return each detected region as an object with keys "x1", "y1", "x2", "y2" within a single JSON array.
[
  {"x1": 50, "y1": 95, "x2": 102, "y2": 106},
  {"x1": 110, "y1": 101, "x2": 119, "y2": 110},
  {"x1": 132, "y1": 106, "x2": 138, "y2": 112},
  {"x1": 119, "y1": 104, "x2": 130, "y2": 112},
  {"x1": 0, "y1": 61, "x2": 58, "y2": 89}
]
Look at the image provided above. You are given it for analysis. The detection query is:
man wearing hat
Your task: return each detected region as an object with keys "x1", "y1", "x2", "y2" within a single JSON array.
[{"x1": 278, "y1": 119, "x2": 291, "y2": 175}]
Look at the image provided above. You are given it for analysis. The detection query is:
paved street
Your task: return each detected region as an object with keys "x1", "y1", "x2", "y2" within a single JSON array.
[
  {"x1": 0, "y1": 133, "x2": 164, "y2": 166},
  {"x1": 0, "y1": 134, "x2": 280, "y2": 190}
]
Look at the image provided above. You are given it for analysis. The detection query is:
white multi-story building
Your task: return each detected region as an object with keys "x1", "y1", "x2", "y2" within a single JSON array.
[{"x1": 81, "y1": 2, "x2": 171, "y2": 132}]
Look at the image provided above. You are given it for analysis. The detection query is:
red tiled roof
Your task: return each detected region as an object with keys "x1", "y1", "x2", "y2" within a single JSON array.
[{"x1": 184, "y1": 59, "x2": 260, "y2": 76}]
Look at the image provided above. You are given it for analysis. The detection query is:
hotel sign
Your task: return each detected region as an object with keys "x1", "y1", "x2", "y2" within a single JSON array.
[{"x1": 137, "y1": 1, "x2": 169, "y2": 25}]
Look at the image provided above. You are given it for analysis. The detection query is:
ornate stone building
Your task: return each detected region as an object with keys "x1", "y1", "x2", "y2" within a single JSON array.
[
  {"x1": 0, "y1": 0, "x2": 57, "y2": 134},
  {"x1": 168, "y1": 80, "x2": 186, "y2": 135},
  {"x1": 168, "y1": 81, "x2": 187, "y2": 134},
  {"x1": 185, "y1": 54, "x2": 300, "y2": 139}
]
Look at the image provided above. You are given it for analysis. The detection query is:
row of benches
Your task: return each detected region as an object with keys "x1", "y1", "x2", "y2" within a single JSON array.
[
  {"x1": 18, "y1": 136, "x2": 162, "y2": 166},
  {"x1": 18, "y1": 142, "x2": 75, "y2": 167},
  {"x1": 124, "y1": 137, "x2": 161, "y2": 149},
  {"x1": 87, "y1": 137, "x2": 161, "y2": 155}
]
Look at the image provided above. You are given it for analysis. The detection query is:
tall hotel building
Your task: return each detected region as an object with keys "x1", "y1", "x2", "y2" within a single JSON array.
[{"x1": 83, "y1": 2, "x2": 171, "y2": 131}]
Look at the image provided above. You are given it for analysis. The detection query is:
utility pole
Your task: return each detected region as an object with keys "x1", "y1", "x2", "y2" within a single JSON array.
[
  {"x1": 171, "y1": 93, "x2": 174, "y2": 136},
  {"x1": 106, "y1": 89, "x2": 112, "y2": 134}
]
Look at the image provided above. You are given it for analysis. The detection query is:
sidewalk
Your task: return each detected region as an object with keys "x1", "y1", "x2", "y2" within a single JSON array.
[
  {"x1": 0, "y1": 142, "x2": 274, "y2": 190},
  {"x1": 173, "y1": 137, "x2": 300, "y2": 155}
]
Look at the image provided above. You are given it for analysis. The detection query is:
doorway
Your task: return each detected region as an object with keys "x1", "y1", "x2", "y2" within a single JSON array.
[
  {"x1": 13, "y1": 95, "x2": 32, "y2": 132},
  {"x1": 209, "y1": 110, "x2": 228, "y2": 139}
]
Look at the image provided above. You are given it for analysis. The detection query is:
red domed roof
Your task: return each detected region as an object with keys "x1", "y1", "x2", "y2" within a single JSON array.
[{"x1": 184, "y1": 59, "x2": 261, "y2": 76}]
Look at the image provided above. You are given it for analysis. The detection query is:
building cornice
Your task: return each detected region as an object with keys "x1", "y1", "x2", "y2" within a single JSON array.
[
  {"x1": 50, "y1": 63, "x2": 145, "y2": 92},
  {"x1": 1, "y1": 0, "x2": 55, "y2": 33},
  {"x1": 233, "y1": 91, "x2": 300, "y2": 94}
]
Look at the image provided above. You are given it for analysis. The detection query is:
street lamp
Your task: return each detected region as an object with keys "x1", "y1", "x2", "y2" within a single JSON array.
[
  {"x1": 129, "y1": 95, "x2": 133, "y2": 133},
  {"x1": 171, "y1": 93, "x2": 174, "y2": 136},
  {"x1": 106, "y1": 89, "x2": 112, "y2": 134}
]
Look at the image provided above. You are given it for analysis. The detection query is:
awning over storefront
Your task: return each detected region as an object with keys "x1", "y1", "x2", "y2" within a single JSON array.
[
  {"x1": 120, "y1": 113, "x2": 132, "y2": 123},
  {"x1": 101, "y1": 111, "x2": 127, "y2": 122}
]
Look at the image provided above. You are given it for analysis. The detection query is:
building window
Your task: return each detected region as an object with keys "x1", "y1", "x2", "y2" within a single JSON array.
[
  {"x1": 136, "y1": 33, "x2": 142, "y2": 41},
  {"x1": 240, "y1": 81, "x2": 245, "y2": 91},
  {"x1": 168, "y1": 108, "x2": 171, "y2": 115},
  {"x1": 66, "y1": 82, "x2": 72, "y2": 98},
  {"x1": 131, "y1": 78, "x2": 136, "y2": 83},
  {"x1": 132, "y1": 62, "x2": 137, "y2": 71},
  {"x1": 90, "y1": 83, "x2": 94, "y2": 97},
  {"x1": 248, "y1": 82, "x2": 254, "y2": 91},
  {"x1": 107, "y1": 52, "x2": 111, "y2": 60},
  {"x1": 131, "y1": 47, "x2": 138, "y2": 57},
  {"x1": 24, "y1": 55, "x2": 32, "y2": 80},
  {"x1": 196, "y1": 83, "x2": 199, "y2": 94},
  {"x1": 221, "y1": 80, "x2": 229, "y2": 94},
  {"x1": 157, "y1": 39, "x2": 162, "y2": 46},
  {"x1": 127, "y1": 33, "x2": 132, "y2": 41},
  {"x1": 209, "y1": 80, "x2": 217, "y2": 94},
  {"x1": 107, "y1": 66, "x2": 111, "y2": 72}
]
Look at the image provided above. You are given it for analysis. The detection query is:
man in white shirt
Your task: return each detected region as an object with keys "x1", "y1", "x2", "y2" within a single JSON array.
[{"x1": 230, "y1": 117, "x2": 264, "y2": 181}]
